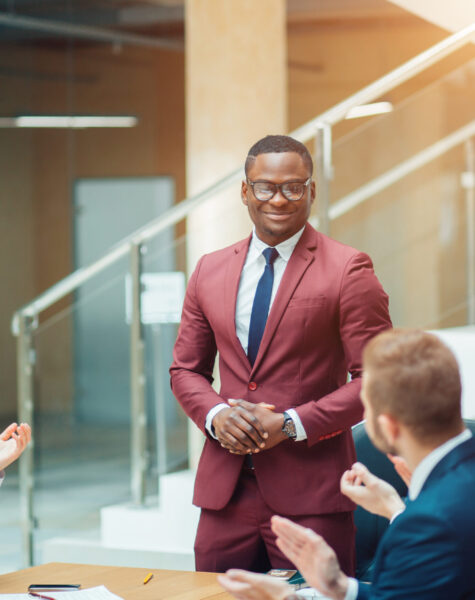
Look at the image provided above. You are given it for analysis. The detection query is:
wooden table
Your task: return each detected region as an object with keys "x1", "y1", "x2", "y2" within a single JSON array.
[{"x1": 0, "y1": 563, "x2": 230, "y2": 600}]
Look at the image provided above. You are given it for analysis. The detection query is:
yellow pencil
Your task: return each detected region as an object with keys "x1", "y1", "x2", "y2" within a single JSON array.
[{"x1": 143, "y1": 573, "x2": 153, "y2": 585}]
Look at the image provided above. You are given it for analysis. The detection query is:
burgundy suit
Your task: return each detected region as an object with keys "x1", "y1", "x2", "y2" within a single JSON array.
[{"x1": 170, "y1": 223, "x2": 391, "y2": 571}]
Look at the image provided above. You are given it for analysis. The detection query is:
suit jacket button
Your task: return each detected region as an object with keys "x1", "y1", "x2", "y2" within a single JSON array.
[{"x1": 248, "y1": 381, "x2": 258, "y2": 391}]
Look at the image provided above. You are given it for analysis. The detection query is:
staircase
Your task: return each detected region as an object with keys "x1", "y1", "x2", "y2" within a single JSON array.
[{"x1": 42, "y1": 470, "x2": 199, "y2": 570}]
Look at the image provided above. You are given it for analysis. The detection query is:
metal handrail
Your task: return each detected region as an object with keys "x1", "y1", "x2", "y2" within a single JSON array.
[
  {"x1": 0, "y1": 12, "x2": 183, "y2": 51},
  {"x1": 329, "y1": 120, "x2": 475, "y2": 220},
  {"x1": 11, "y1": 171, "x2": 242, "y2": 329},
  {"x1": 11, "y1": 21, "x2": 475, "y2": 325},
  {"x1": 292, "y1": 22, "x2": 475, "y2": 138}
]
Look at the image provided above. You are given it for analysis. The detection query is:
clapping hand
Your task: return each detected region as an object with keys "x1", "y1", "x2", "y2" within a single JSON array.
[
  {"x1": 218, "y1": 569, "x2": 296, "y2": 600},
  {"x1": 340, "y1": 462, "x2": 405, "y2": 520},
  {"x1": 0, "y1": 422, "x2": 31, "y2": 471},
  {"x1": 270, "y1": 516, "x2": 348, "y2": 600}
]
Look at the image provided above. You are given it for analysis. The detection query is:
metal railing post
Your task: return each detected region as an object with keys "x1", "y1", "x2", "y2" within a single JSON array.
[
  {"x1": 462, "y1": 139, "x2": 475, "y2": 325},
  {"x1": 315, "y1": 122, "x2": 333, "y2": 236},
  {"x1": 16, "y1": 313, "x2": 36, "y2": 566},
  {"x1": 130, "y1": 242, "x2": 147, "y2": 505},
  {"x1": 151, "y1": 324, "x2": 168, "y2": 496}
]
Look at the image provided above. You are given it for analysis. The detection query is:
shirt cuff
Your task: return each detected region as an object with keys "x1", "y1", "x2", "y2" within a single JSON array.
[
  {"x1": 389, "y1": 508, "x2": 405, "y2": 524},
  {"x1": 205, "y1": 403, "x2": 229, "y2": 439},
  {"x1": 344, "y1": 577, "x2": 359, "y2": 600},
  {"x1": 286, "y1": 408, "x2": 307, "y2": 441}
]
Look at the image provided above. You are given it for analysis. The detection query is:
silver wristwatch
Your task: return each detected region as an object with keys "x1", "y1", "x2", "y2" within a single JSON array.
[{"x1": 282, "y1": 411, "x2": 297, "y2": 440}]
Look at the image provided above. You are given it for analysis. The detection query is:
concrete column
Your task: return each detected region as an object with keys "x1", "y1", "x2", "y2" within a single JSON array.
[{"x1": 185, "y1": 0, "x2": 287, "y2": 467}]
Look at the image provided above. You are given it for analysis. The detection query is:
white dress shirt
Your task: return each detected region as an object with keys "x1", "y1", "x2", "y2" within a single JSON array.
[
  {"x1": 343, "y1": 428, "x2": 473, "y2": 600},
  {"x1": 205, "y1": 227, "x2": 307, "y2": 440}
]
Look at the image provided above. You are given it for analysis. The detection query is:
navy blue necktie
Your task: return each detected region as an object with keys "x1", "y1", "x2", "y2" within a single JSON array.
[{"x1": 247, "y1": 247, "x2": 279, "y2": 366}]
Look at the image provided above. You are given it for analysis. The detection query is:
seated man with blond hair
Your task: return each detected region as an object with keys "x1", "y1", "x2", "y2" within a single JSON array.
[{"x1": 219, "y1": 329, "x2": 475, "y2": 600}]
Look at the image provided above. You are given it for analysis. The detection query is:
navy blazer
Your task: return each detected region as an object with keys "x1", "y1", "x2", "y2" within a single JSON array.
[{"x1": 358, "y1": 436, "x2": 475, "y2": 599}]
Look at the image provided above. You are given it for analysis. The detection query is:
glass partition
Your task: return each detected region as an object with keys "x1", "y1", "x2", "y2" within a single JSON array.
[
  {"x1": 3, "y1": 227, "x2": 188, "y2": 568},
  {"x1": 141, "y1": 233, "x2": 189, "y2": 478},
  {"x1": 331, "y1": 57, "x2": 475, "y2": 201},
  {"x1": 31, "y1": 253, "x2": 132, "y2": 563},
  {"x1": 327, "y1": 58, "x2": 475, "y2": 329}
]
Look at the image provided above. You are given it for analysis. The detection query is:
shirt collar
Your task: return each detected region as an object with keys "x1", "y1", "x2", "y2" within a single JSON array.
[
  {"x1": 409, "y1": 428, "x2": 472, "y2": 500},
  {"x1": 250, "y1": 225, "x2": 306, "y2": 262}
]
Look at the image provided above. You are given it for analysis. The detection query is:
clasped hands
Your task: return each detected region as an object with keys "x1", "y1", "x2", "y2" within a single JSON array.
[{"x1": 213, "y1": 399, "x2": 287, "y2": 455}]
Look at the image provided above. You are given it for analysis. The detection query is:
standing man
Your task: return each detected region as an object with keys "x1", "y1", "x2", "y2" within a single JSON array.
[{"x1": 170, "y1": 135, "x2": 391, "y2": 574}]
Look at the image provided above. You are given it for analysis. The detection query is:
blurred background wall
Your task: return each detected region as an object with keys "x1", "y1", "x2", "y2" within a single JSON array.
[{"x1": 1, "y1": 0, "x2": 473, "y2": 420}]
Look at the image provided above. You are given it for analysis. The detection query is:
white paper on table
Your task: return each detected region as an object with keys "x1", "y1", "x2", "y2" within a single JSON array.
[{"x1": 0, "y1": 586, "x2": 124, "y2": 600}]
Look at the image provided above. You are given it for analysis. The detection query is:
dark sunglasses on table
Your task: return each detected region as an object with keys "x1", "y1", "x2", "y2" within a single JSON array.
[{"x1": 247, "y1": 177, "x2": 312, "y2": 202}]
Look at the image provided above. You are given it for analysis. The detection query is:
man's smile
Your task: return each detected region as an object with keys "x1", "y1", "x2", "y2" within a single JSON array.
[{"x1": 263, "y1": 212, "x2": 295, "y2": 220}]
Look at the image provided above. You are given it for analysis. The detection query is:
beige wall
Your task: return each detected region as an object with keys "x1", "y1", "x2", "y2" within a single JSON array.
[
  {"x1": 0, "y1": 131, "x2": 35, "y2": 418},
  {"x1": 185, "y1": 0, "x2": 287, "y2": 268},
  {"x1": 287, "y1": 10, "x2": 473, "y2": 132}
]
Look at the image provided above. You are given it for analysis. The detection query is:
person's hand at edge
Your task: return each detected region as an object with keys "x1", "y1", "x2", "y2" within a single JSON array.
[
  {"x1": 340, "y1": 462, "x2": 405, "y2": 520},
  {"x1": 271, "y1": 515, "x2": 348, "y2": 600},
  {"x1": 218, "y1": 569, "x2": 295, "y2": 600},
  {"x1": 0, "y1": 423, "x2": 31, "y2": 471}
]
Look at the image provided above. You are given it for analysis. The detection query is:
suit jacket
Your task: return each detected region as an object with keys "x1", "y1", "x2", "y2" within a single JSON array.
[
  {"x1": 170, "y1": 223, "x2": 391, "y2": 515},
  {"x1": 357, "y1": 436, "x2": 475, "y2": 599}
]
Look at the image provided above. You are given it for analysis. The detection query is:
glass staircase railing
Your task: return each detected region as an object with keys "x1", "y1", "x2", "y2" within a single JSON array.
[{"x1": 16, "y1": 232, "x2": 189, "y2": 566}]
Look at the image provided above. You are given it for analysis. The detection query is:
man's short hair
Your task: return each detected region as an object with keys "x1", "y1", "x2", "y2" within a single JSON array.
[
  {"x1": 363, "y1": 329, "x2": 462, "y2": 443},
  {"x1": 245, "y1": 135, "x2": 313, "y2": 177}
]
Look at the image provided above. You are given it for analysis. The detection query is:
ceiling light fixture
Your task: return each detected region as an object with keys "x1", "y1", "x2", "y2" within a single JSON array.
[
  {"x1": 0, "y1": 115, "x2": 138, "y2": 128},
  {"x1": 345, "y1": 102, "x2": 393, "y2": 120}
]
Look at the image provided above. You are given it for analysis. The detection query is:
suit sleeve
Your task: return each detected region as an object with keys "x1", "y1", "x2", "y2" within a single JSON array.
[
  {"x1": 361, "y1": 511, "x2": 462, "y2": 599},
  {"x1": 295, "y1": 252, "x2": 392, "y2": 446},
  {"x1": 356, "y1": 583, "x2": 371, "y2": 600},
  {"x1": 170, "y1": 256, "x2": 224, "y2": 434}
]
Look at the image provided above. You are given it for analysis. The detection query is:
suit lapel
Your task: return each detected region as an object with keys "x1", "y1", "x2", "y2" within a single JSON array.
[
  {"x1": 224, "y1": 235, "x2": 252, "y2": 369},
  {"x1": 251, "y1": 224, "x2": 319, "y2": 373}
]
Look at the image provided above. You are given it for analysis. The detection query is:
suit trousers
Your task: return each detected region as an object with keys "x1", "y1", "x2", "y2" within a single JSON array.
[{"x1": 194, "y1": 468, "x2": 356, "y2": 574}]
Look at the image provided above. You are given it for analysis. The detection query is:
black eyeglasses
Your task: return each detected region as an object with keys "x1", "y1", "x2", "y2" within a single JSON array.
[{"x1": 247, "y1": 178, "x2": 312, "y2": 202}]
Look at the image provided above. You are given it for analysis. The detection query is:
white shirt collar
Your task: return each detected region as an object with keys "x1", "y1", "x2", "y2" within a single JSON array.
[
  {"x1": 409, "y1": 428, "x2": 472, "y2": 500},
  {"x1": 250, "y1": 225, "x2": 306, "y2": 262}
]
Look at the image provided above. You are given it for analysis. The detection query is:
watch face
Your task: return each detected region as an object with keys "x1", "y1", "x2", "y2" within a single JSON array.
[{"x1": 283, "y1": 417, "x2": 296, "y2": 438}]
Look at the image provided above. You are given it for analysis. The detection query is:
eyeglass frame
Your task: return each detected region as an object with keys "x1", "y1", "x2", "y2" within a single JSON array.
[{"x1": 246, "y1": 177, "x2": 313, "y2": 202}]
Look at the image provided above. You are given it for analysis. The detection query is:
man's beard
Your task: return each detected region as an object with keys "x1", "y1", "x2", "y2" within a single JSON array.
[{"x1": 369, "y1": 415, "x2": 397, "y2": 456}]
